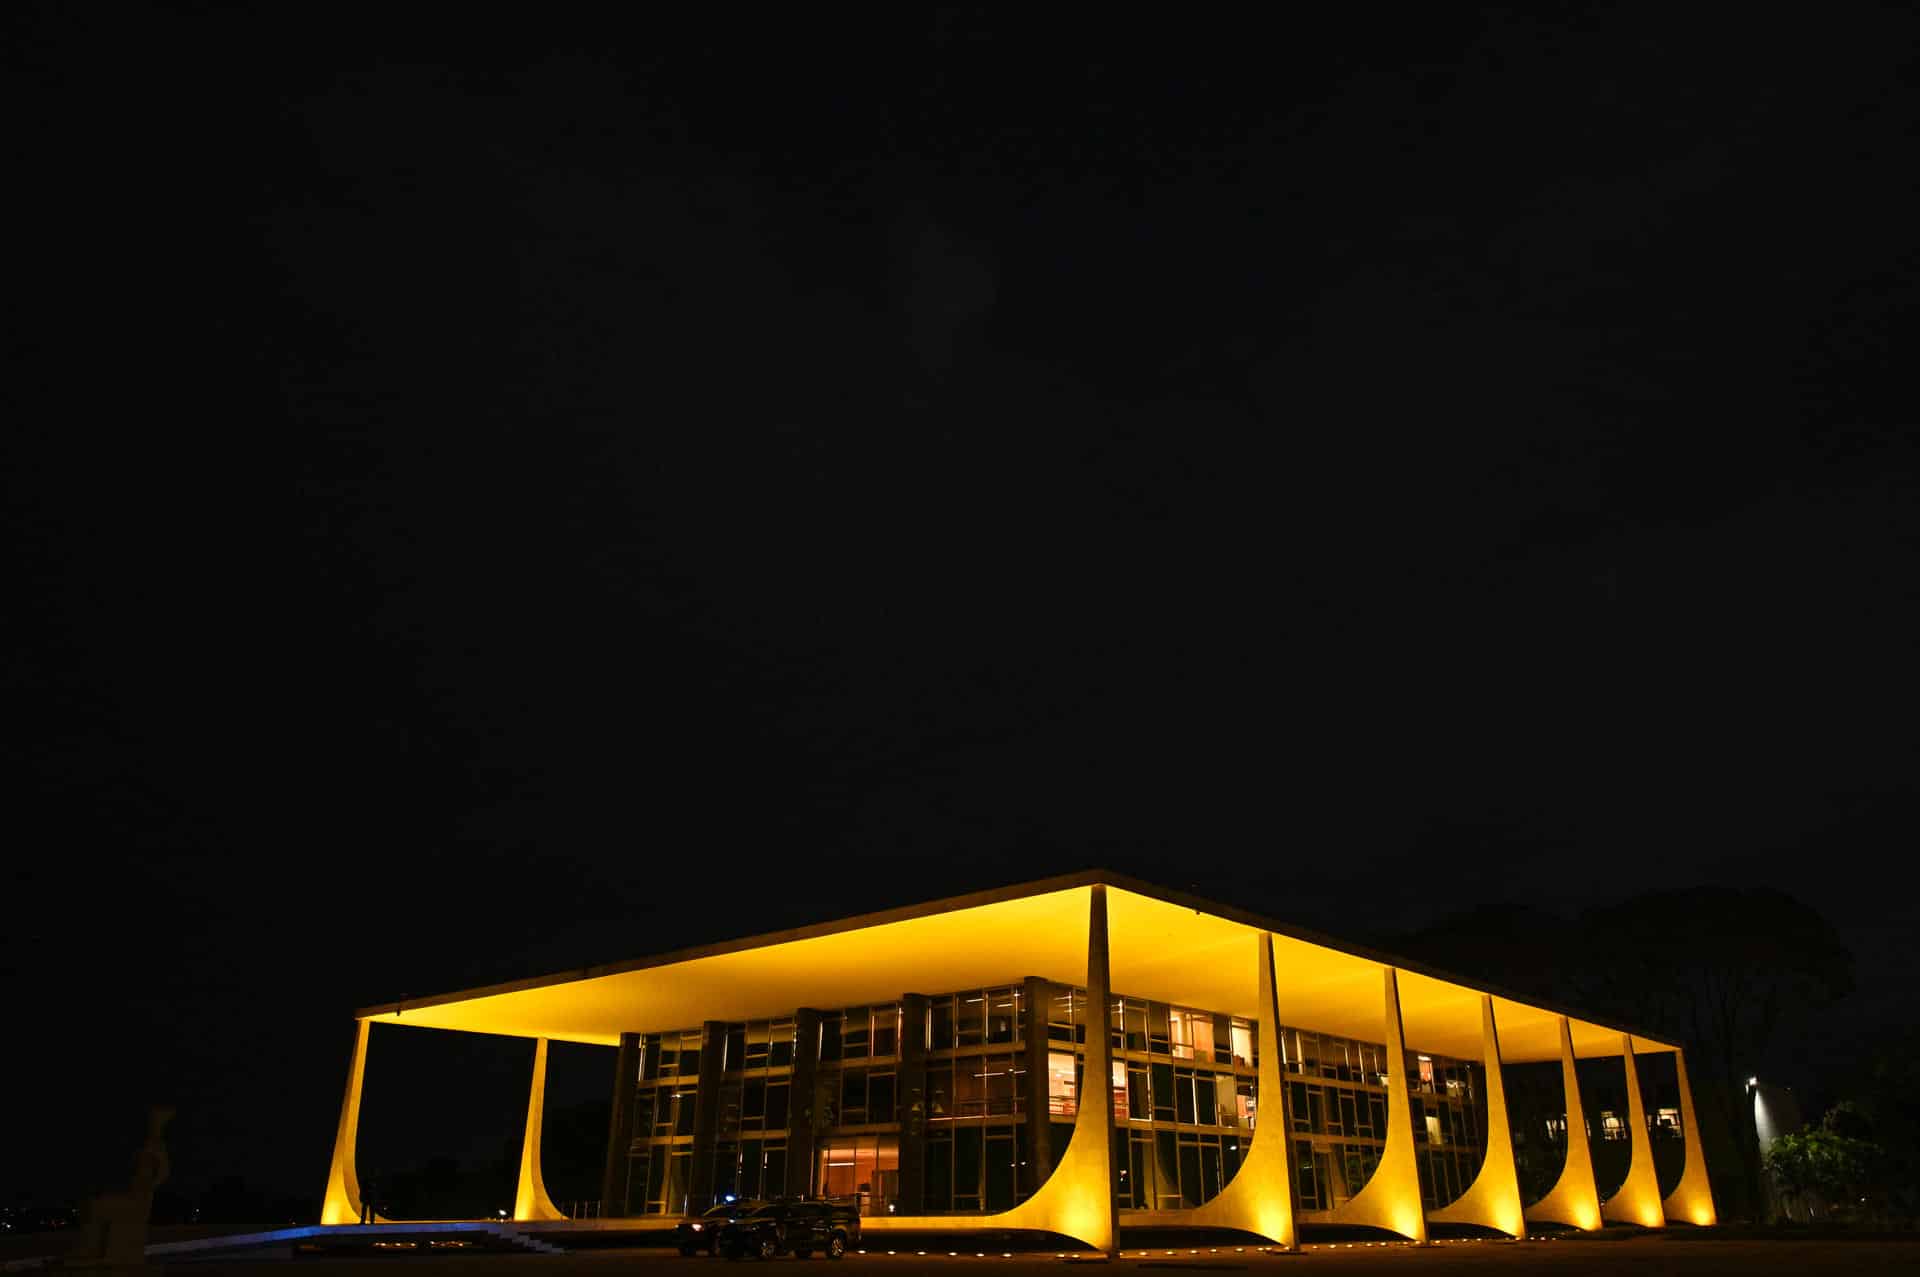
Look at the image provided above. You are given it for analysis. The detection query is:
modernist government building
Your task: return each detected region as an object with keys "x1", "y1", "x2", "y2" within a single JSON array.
[{"x1": 322, "y1": 872, "x2": 1717, "y2": 1252}]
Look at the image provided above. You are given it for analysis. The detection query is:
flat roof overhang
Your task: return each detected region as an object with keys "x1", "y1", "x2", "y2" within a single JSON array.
[{"x1": 357, "y1": 871, "x2": 1677, "y2": 1064}]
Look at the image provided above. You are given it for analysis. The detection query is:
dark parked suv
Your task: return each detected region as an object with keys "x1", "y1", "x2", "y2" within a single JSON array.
[
  {"x1": 720, "y1": 1200, "x2": 860, "y2": 1260},
  {"x1": 677, "y1": 1201, "x2": 761, "y2": 1257}
]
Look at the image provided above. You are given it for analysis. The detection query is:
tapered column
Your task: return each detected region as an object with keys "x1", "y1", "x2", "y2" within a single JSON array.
[
  {"x1": 1602, "y1": 1035, "x2": 1665, "y2": 1227},
  {"x1": 1429, "y1": 996, "x2": 1525, "y2": 1236},
  {"x1": 1524, "y1": 1017, "x2": 1601, "y2": 1230},
  {"x1": 599, "y1": 1032, "x2": 640, "y2": 1217},
  {"x1": 1661, "y1": 1047, "x2": 1718, "y2": 1226},
  {"x1": 785, "y1": 1009, "x2": 822, "y2": 1198},
  {"x1": 514, "y1": 1038, "x2": 567, "y2": 1221},
  {"x1": 898, "y1": 993, "x2": 930, "y2": 1214},
  {"x1": 1022, "y1": 975, "x2": 1056, "y2": 1191},
  {"x1": 970, "y1": 884, "x2": 1118, "y2": 1253},
  {"x1": 320, "y1": 1019, "x2": 378, "y2": 1225},
  {"x1": 1328, "y1": 967, "x2": 1427, "y2": 1241},
  {"x1": 1177, "y1": 931, "x2": 1298, "y2": 1247}
]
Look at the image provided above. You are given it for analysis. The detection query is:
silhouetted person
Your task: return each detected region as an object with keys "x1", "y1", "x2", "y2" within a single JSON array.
[{"x1": 360, "y1": 1174, "x2": 378, "y2": 1225}]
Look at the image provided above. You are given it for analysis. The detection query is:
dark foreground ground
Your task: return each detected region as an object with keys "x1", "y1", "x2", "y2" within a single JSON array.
[{"x1": 139, "y1": 1237, "x2": 1920, "y2": 1275}]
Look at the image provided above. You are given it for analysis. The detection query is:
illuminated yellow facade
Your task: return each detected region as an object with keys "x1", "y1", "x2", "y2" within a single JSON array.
[{"x1": 321, "y1": 872, "x2": 1711, "y2": 1250}]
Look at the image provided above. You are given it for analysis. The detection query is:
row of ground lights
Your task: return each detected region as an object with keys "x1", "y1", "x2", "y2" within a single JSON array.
[{"x1": 851, "y1": 1236, "x2": 1574, "y2": 1258}]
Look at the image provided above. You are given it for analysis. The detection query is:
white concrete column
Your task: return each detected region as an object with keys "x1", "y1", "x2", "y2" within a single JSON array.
[
  {"x1": 1328, "y1": 968, "x2": 1428, "y2": 1242},
  {"x1": 1661, "y1": 1047, "x2": 1718, "y2": 1226},
  {"x1": 1601, "y1": 1034, "x2": 1665, "y2": 1227},
  {"x1": 320, "y1": 1019, "x2": 377, "y2": 1226},
  {"x1": 1180, "y1": 931, "x2": 1298, "y2": 1247},
  {"x1": 1429, "y1": 996, "x2": 1525, "y2": 1236},
  {"x1": 1524, "y1": 1016, "x2": 1601, "y2": 1230},
  {"x1": 514, "y1": 1037, "x2": 567, "y2": 1221}
]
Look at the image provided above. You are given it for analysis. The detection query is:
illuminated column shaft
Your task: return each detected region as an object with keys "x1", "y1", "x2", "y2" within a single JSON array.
[
  {"x1": 514, "y1": 1038, "x2": 568, "y2": 1221},
  {"x1": 1524, "y1": 1016, "x2": 1601, "y2": 1230},
  {"x1": 1661, "y1": 1047, "x2": 1717, "y2": 1226},
  {"x1": 1327, "y1": 968, "x2": 1428, "y2": 1242},
  {"x1": 1601, "y1": 1035, "x2": 1665, "y2": 1227},
  {"x1": 1428, "y1": 996, "x2": 1525, "y2": 1236},
  {"x1": 1077, "y1": 885, "x2": 1121, "y2": 1255},
  {"x1": 1178, "y1": 931, "x2": 1297, "y2": 1247},
  {"x1": 320, "y1": 1019, "x2": 375, "y2": 1225}
]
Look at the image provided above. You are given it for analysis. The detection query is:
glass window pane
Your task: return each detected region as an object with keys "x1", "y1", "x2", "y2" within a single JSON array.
[
  {"x1": 1201, "y1": 1142, "x2": 1223, "y2": 1201},
  {"x1": 1231, "y1": 1021, "x2": 1254, "y2": 1067},
  {"x1": 766, "y1": 1081, "x2": 790, "y2": 1130},
  {"x1": 1155, "y1": 1131, "x2": 1180, "y2": 1208},
  {"x1": 665, "y1": 1150, "x2": 692, "y2": 1214},
  {"x1": 740, "y1": 1139, "x2": 763, "y2": 1199},
  {"x1": 1152, "y1": 1062, "x2": 1176, "y2": 1121},
  {"x1": 843, "y1": 1008, "x2": 870, "y2": 1059},
  {"x1": 956, "y1": 993, "x2": 986, "y2": 1047},
  {"x1": 928, "y1": 1135, "x2": 952, "y2": 1211},
  {"x1": 1048, "y1": 1051, "x2": 1078, "y2": 1118},
  {"x1": 1169, "y1": 1008, "x2": 1195, "y2": 1059},
  {"x1": 985, "y1": 1055, "x2": 1015, "y2": 1114},
  {"x1": 988, "y1": 989, "x2": 1017, "y2": 1044},
  {"x1": 873, "y1": 1006, "x2": 898, "y2": 1058},
  {"x1": 932, "y1": 998, "x2": 954, "y2": 1052},
  {"x1": 770, "y1": 1021, "x2": 794, "y2": 1069},
  {"x1": 985, "y1": 1134, "x2": 1014, "y2": 1211},
  {"x1": 676, "y1": 1088, "x2": 698, "y2": 1136},
  {"x1": 954, "y1": 1127, "x2": 983, "y2": 1207},
  {"x1": 764, "y1": 1145, "x2": 787, "y2": 1198},
  {"x1": 1149, "y1": 1003, "x2": 1170, "y2": 1055},
  {"x1": 1125, "y1": 1002, "x2": 1149, "y2": 1053},
  {"x1": 1195, "y1": 1074, "x2": 1218, "y2": 1126},
  {"x1": 645, "y1": 1149, "x2": 666, "y2": 1207},
  {"x1": 1179, "y1": 1142, "x2": 1203, "y2": 1207},
  {"x1": 869, "y1": 1072, "x2": 895, "y2": 1123},
  {"x1": 955, "y1": 1057, "x2": 986, "y2": 1117},
  {"x1": 929, "y1": 1062, "x2": 955, "y2": 1119}
]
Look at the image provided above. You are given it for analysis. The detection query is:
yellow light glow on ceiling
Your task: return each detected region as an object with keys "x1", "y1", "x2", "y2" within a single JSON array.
[{"x1": 359, "y1": 873, "x2": 1674, "y2": 1064}]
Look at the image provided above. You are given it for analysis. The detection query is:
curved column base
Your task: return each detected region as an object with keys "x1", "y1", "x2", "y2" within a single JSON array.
[
  {"x1": 1660, "y1": 1048, "x2": 1717, "y2": 1227},
  {"x1": 1428, "y1": 997, "x2": 1525, "y2": 1237},
  {"x1": 1324, "y1": 969, "x2": 1427, "y2": 1242}
]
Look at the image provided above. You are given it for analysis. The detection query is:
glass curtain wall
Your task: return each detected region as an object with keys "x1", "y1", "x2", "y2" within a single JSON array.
[
  {"x1": 627, "y1": 1019, "x2": 795, "y2": 1215},
  {"x1": 620, "y1": 986, "x2": 1487, "y2": 1219}
]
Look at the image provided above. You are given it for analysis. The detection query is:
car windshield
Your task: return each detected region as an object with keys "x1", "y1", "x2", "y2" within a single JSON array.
[
  {"x1": 748, "y1": 1204, "x2": 784, "y2": 1217},
  {"x1": 702, "y1": 1204, "x2": 736, "y2": 1217}
]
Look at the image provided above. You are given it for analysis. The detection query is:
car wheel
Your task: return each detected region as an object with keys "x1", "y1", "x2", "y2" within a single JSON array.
[
  {"x1": 757, "y1": 1237, "x2": 778, "y2": 1261},
  {"x1": 826, "y1": 1234, "x2": 846, "y2": 1260}
]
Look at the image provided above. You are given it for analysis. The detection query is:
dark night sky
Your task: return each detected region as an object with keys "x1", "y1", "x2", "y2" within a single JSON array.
[{"x1": 4, "y1": 4, "x2": 1917, "y2": 1208}]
